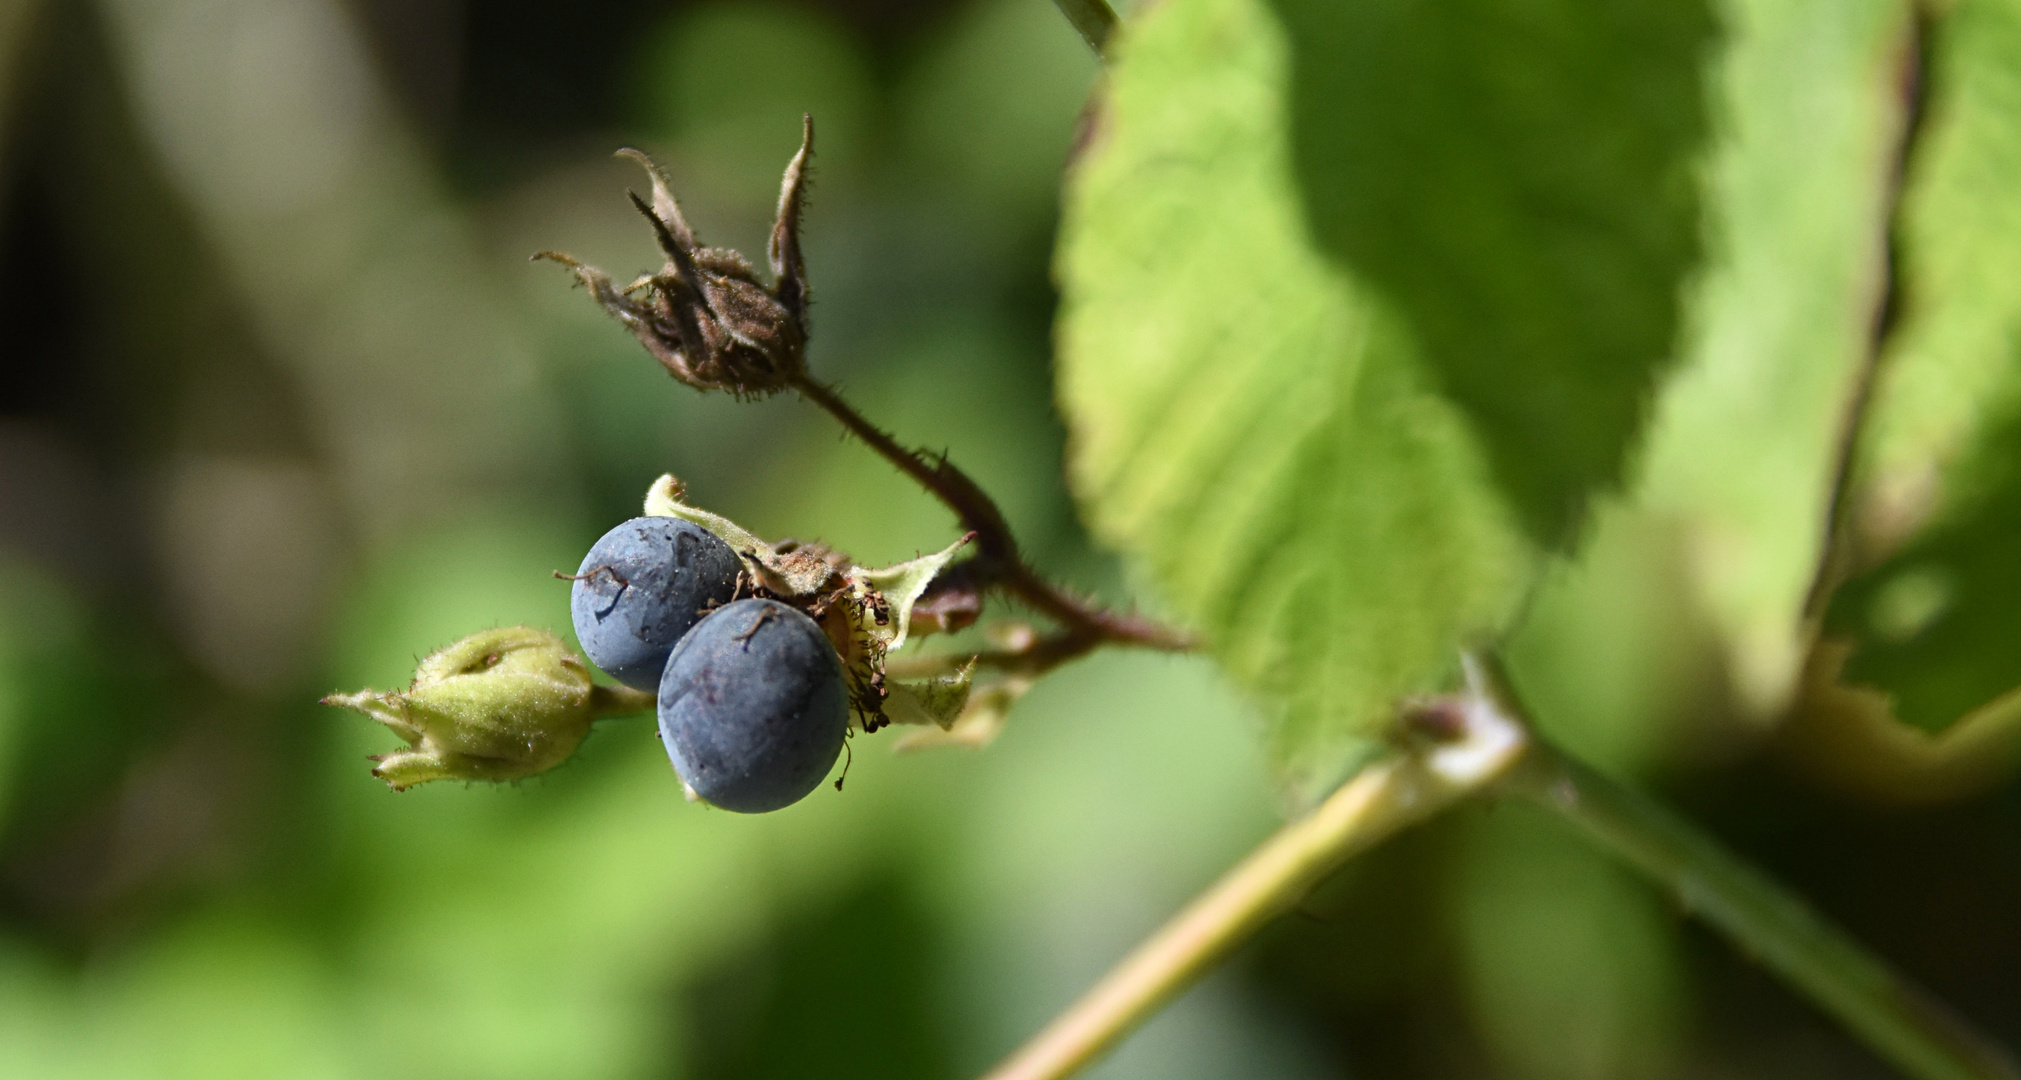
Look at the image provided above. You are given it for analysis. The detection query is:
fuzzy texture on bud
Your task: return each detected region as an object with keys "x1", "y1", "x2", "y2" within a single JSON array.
[{"x1": 323, "y1": 626, "x2": 641, "y2": 790}]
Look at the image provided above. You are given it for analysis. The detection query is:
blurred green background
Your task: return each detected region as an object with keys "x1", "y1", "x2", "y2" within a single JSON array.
[{"x1": 0, "y1": 1, "x2": 2016, "y2": 1078}]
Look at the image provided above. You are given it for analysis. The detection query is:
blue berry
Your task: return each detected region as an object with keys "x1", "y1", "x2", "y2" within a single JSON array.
[
  {"x1": 657, "y1": 598, "x2": 848, "y2": 813},
  {"x1": 570, "y1": 517, "x2": 742, "y2": 691}
]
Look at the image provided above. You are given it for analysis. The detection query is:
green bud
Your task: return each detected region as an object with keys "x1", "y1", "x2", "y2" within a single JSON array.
[{"x1": 323, "y1": 626, "x2": 646, "y2": 790}]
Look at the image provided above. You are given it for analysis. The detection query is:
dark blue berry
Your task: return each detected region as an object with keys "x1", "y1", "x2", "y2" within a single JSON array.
[
  {"x1": 657, "y1": 598, "x2": 848, "y2": 814},
  {"x1": 570, "y1": 517, "x2": 742, "y2": 691}
]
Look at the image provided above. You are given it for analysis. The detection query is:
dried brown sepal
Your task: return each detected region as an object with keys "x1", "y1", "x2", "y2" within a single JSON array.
[
  {"x1": 642, "y1": 474, "x2": 973, "y2": 733},
  {"x1": 910, "y1": 567, "x2": 985, "y2": 637},
  {"x1": 535, "y1": 117, "x2": 815, "y2": 399}
]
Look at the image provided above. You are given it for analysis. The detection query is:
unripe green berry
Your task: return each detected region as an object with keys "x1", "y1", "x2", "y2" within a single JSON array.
[{"x1": 323, "y1": 626, "x2": 641, "y2": 790}]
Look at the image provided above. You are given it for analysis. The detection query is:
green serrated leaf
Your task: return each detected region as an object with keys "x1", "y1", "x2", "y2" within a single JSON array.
[
  {"x1": 1632, "y1": 0, "x2": 1914, "y2": 715},
  {"x1": 1056, "y1": 0, "x2": 1531, "y2": 805},
  {"x1": 1505, "y1": 0, "x2": 1920, "y2": 765},
  {"x1": 1859, "y1": 0, "x2": 2021, "y2": 507},
  {"x1": 1269, "y1": 0, "x2": 1716, "y2": 547},
  {"x1": 1823, "y1": 0, "x2": 2021, "y2": 736}
]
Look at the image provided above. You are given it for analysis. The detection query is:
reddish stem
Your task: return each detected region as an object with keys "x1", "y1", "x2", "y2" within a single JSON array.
[{"x1": 789, "y1": 375, "x2": 1193, "y2": 653}]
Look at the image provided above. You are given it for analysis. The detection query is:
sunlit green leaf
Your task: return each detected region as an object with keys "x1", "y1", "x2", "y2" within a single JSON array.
[
  {"x1": 1633, "y1": 0, "x2": 1914, "y2": 715},
  {"x1": 1055, "y1": 0, "x2": 1531, "y2": 804},
  {"x1": 1506, "y1": 0, "x2": 1922, "y2": 766}
]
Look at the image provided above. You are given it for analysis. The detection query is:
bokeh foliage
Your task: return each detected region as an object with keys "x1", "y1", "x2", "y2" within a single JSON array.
[{"x1": 3, "y1": 0, "x2": 2021, "y2": 1079}]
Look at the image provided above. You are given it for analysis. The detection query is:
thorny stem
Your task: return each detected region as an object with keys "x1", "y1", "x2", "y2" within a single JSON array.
[
  {"x1": 954, "y1": 633, "x2": 1105, "y2": 675},
  {"x1": 790, "y1": 375, "x2": 1014, "y2": 555},
  {"x1": 979, "y1": 656, "x2": 1530, "y2": 1080},
  {"x1": 1050, "y1": 0, "x2": 1119, "y2": 58},
  {"x1": 885, "y1": 629, "x2": 1104, "y2": 681},
  {"x1": 1507, "y1": 743, "x2": 2021, "y2": 1080},
  {"x1": 788, "y1": 374, "x2": 1194, "y2": 655}
]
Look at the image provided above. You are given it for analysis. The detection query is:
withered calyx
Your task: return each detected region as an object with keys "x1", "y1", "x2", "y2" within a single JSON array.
[{"x1": 537, "y1": 115, "x2": 814, "y2": 399}]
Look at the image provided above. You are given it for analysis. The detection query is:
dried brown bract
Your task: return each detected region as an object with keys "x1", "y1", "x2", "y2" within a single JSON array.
[{"x1": 536, "y1": 116, "x2": 814, "y2": 399}]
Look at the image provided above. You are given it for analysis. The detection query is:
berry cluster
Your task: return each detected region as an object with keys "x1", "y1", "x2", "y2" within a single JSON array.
[
  {"x1": 327, "y1": 124, "x2": 1175, "y2": 804},
  {"x1": 570, "y1": 517, "x2": 848, "y2": 813}
]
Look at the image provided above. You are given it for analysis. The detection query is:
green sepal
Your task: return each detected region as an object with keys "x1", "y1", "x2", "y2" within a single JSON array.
[
  {"x1": 880, "y1": 660, "x2": 978, "y2": 731},
  {"x1": 849, "y1": 539, "x2": 970, "y2": 654},
  {"x1": 894, "y1": 675, "x2": 1033, "y2": 751},
  {"x1": 323, "y1": 626, "x2": 601, "y2": 790},
  {"x1": 645, "y1": 474, "x2": 766, "y2": 553}
]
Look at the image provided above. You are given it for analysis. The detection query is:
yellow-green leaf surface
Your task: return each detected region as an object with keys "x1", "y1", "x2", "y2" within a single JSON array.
[
  {"x1": 1824, "y1": 0, "x2": 2021, "y2": 737},
  {"x1": 1502, "y1": 0, "x2": 1925, "y2": 780},
  {"x1": 1859, "y1": 0, "x2": 2021, "y2": 505},
  {"x1": 1055, "y1": 0, "x2": 1529, "y2": 805},
  {"x1": 1632, "y1": 0, "x2": 1914, "y2": 715},
  {"x1": 1504, "y1": 0, "x2": 1918, "y2": 770}
]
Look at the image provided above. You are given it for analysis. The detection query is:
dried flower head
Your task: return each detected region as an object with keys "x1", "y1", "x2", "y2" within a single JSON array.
[{"x1": 537, "y1": 116, "x2": 814, "y2": 398}]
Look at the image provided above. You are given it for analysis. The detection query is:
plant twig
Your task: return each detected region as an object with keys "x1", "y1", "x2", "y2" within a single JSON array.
[
  {"x1": 978, "y1": 657, "x2": 1530, "y2": 1080},
  {"x1": 884, "y1": 632, "x2": 1099, "y2": 680},
  {"x1": 789, "y1": 374, "x2": 1193, "y2": 653},
  {"x1": 1504, "y1": 742, "x2": 2021, "y2": 1080},
  {"x1": 1050, "y1": 0, "x2": 1119, "y2": 58}
]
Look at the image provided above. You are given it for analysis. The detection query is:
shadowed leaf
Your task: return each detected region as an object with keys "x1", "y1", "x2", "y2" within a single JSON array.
[
  {"x1": 1270, "y1": 0, "x2": 1716, "y2": 547},
  {"x1": 1056, "y1": 0, "x2": 1530, "y2": 805},
  {"x1": 1824, "y1": 0, "x2": 2021, "y2": 736}
]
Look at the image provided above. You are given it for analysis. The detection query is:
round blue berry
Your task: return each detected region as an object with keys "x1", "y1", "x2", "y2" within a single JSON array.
[
  {"x1": 658, "y1": 598, "x2": 848, "y2": 814},
  {"x1": 570, "y1": 517, "x2": 742, "y2": 691}
]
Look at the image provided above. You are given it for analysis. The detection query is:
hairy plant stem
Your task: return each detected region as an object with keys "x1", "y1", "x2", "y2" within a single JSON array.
[
  {"x1": 789, "y1": 375, "x2": 1193, "y2": 655},
  {"x1": 979, "y1": 657, "x2": 1530, "y2": 1080},
  {"x1": 1050, "y1": 0, "x2": 1119, "y2": 57},
  {"x1": 1507, "y1": 743, "x2": 2021, "y2": 1080}
]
